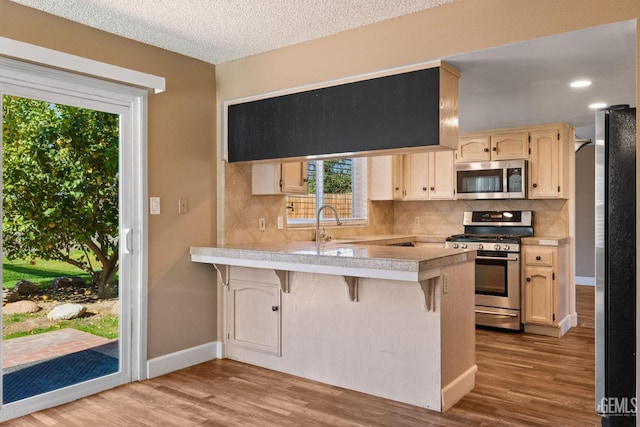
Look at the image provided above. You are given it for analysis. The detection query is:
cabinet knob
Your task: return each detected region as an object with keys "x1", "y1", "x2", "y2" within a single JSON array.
[
  {"x1": 483, "y1": 148, "x2": 489, "y2": 152},
  {"x1": 492, "y1": 147, "x2": 497, "y2": 151},
  {"x1": 536, "y1": 256, "x2": 541, "y2": 261},
  {"x1": 395, "y1": 187, "x2": 400, "y2": 191},
  {"x1": 272, "y1": 306, "x2": 279, "y2": 311},
  {"x1": 423, "y1": 187, "x2": 427, "y2": 191},
  {"x1": 532, "y1": 183, "x2": 538, "y2": 188},
  {"x1": 526, "y1": 277, "x2": 531, "y2": 282},
  {"x1": 430, "y1": 187, "x2": 435, "y2": 191}
]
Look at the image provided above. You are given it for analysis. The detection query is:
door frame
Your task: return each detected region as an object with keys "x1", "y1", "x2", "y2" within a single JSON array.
[{"x1": 0, "y1": 56, "x2": 148, "y2": 421}]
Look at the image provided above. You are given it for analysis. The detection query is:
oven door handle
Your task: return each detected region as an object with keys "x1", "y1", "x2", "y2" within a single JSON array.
[
  {"x1": 475, "y1": 309, "x2": 519, "y2": 317},
  {"x1": 475, "y1": 255, "x2": 519, "y2": 261}
]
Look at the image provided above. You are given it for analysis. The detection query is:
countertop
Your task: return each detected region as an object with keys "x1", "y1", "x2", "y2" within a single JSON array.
[
  {"x1": 190, "y1": 239, "x2": 474, "y2": 282},
  {"x1": 521, "y1": 236, "x2": 570, "y2": 246}
]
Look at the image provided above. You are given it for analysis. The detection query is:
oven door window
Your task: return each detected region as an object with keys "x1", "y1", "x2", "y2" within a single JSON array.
[{"x1": 476, "y1": 257, "x2": 508, "y2": 296}]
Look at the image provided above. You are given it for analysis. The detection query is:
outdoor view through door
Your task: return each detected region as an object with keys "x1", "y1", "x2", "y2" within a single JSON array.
[{"x1": 1, "y1": 95, "x2": 120, "y2": 403}]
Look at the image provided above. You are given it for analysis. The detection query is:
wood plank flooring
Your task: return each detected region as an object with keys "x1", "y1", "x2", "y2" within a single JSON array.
[{"x1": 6, "y1": 286, "x2": 599, "y2": 426}]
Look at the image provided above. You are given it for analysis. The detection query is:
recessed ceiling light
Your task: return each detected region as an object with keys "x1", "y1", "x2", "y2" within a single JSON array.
[
  {"x1": 570, "y1": 80, "x2": 592, "y2": 88},
  {"x1": 589, "y1": 102, "x2": 607, "y2": 109}
]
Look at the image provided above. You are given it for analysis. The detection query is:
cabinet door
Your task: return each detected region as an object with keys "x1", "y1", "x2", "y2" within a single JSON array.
[
  {"x1": 491, "y1": 132, "x2": 529, "y2": 160},
  {"x1": 369, "y1": 156, "x2": 394, "y2": 200},
  {"x1": 403, "y1": 152, "x2": 429, "y2": 200},
  {"x1": 524, "y1": 266, "x2": 555, "y2": 326},
  {"x1": 228, "y1": 280, "x2": 281, "y2": 355},
  {"x1": 529, "y1": 129, "x2": 560, "y2": 198},
  {"x1": 281, "y1": 162, "x2": 308, "y2": 194},
  {"x1": 457, "y1": 136, "x2": 491, "y2": 162},
  {"x1": 392, "y1": 155, "x2": 404, "y2": 200},
  {"x1": 428, "y1": 151, "x2": 455, "y2": 200}
]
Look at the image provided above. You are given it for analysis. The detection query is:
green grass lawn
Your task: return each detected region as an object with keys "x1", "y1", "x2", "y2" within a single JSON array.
[{"x1": 3, "y1": 256, "x2": 91, "y2": 289}]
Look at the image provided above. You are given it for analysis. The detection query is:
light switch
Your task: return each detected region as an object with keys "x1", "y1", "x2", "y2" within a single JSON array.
[
  {"x1": 277, "y1": 216, "x2": 284, "y2": 230},
  {"x1": 258, "y1": 218, "x2": 266, "y2": 231},
  {"x1": 150, "y1": 197, "x2": 160, "y2": 215}
]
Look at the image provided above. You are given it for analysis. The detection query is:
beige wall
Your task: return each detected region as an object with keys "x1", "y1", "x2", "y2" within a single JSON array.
[
  {"x1": 218, "y1": 0, "x2": 637, "y2": 245},
  {"x1": 0, "y1": 1, "x2": 218, "y2": 359},
  {"x1": 575, "y1": 145, "x2": 596, "y2": 278}
]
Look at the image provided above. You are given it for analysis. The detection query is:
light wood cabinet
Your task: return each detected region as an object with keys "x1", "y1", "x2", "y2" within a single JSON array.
[
  {"x1": 457, "y1": 135, "x2": 490, "y2": 162},
  {"x1": 491, "y1": 132, "x2": 529, "y2": 160},
  {"x1": 457, "y1": 132, "x2": 528, "y2": 162},
  {"x1": 369, "y1": 151, "x2": 454, "y2": 201},
  {"x1": 227, "y1": 273, "x2": 281, "y2": 356},
  {"x1": 522, "y1": 242, "x2": 570, "y2": 337},
  {"x1": 528, "y1": 127, "x2": 569, "y2": 199},
  {"x1": 252, "y1": 162, "x2": 308, "y2": 195}
]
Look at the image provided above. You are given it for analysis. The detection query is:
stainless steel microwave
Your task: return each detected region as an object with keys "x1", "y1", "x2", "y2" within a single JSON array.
[{"x1": 455, "y1": 159, "x2": 527, "y2": 199}]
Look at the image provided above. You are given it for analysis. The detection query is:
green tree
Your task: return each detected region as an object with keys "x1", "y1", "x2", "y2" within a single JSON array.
[
  {"x1": 2, "y1": 95, "x2": 119, "y2": 298},
  {"x1": 307, "y1": 159, "x2": 352, "y2": 194}
]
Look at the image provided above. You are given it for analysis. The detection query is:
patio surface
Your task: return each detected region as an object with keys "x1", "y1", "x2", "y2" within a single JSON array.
[{"x1": 3, "y1": 329, "x2": 118, "y2": 369}]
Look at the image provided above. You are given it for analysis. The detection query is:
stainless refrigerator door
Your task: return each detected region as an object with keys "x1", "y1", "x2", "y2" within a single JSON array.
[{"x1": 595, "y1": 108, "x2": 605, "y2": 410}]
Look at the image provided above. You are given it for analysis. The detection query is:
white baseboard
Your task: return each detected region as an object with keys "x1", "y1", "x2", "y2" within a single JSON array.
[
  {"x1": 441, "y1": 364, "x2": 477, "y2": 412},
  {"x1": 147, "y1": 341, "x2": 222, "y2": 379},
  {"x1": 575, "y1": 276, "x2": 595, "y2": 286}
]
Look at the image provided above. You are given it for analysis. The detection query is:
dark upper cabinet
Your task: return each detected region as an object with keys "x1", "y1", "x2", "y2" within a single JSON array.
[{"x1": 225, "y1": 61, "x2": 459, "y2": 163}]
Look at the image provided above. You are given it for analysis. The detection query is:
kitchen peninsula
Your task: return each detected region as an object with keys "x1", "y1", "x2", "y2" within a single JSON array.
[{"x1": 191, "y1": 241, "x2": 477, "y2": 412}]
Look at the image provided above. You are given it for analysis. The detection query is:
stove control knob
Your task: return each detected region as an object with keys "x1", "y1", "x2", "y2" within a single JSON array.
[
  {"x1": 461, "y1": 244, "x2": 468, "y2": 249},
  {"x1": 477, "y1": 243, "x2": 483, "y2": 250},
  {"x1": 452, "y1": 243, "x2": 459, "y2": 249},
  {"x1": 503, "y1": 244, "x2": 510, "y2": 251},
  {"x1": 494, "y1": 244, "x2": 501, "y2": 250}
]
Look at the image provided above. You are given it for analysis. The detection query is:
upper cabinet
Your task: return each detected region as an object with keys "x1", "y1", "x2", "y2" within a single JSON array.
[
  {"x1": 457, "y1": 123, "x2": 572, "y2": 200},
  {"x1": 529, "y1": 126, "x2": 570, "y2": 199},
  {"x1": 252, "y1": 162, "x2": 308, "y2": 195},
  {"x1": 225, "y1": 61, "x2": 459, "y2": 163},
  {"x1": 369, "y1": 151, "x2": 455, "y2": 201},
  {"x1": 457, "y1": 132, "x2": 529, "y2": 162}
]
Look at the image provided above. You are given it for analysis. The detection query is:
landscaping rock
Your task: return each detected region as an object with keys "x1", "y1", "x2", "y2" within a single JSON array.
[
  {"x1": 47, "y1": 303, "x2": 86, "y2": 321},
  {"x1": 50, "y1": 277, "x2": 87, "y2": 289},
  {"x1": 14, "y1": 280, "x2": 38, "y2": 296},
  {"x1": 4, "y1": 300, "x2": 41, "y2": 315}
]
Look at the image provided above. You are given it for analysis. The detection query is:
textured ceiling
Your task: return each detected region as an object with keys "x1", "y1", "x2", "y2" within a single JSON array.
[{"x1": 8, "y1": 0, "x2": 454, "y2": 64}]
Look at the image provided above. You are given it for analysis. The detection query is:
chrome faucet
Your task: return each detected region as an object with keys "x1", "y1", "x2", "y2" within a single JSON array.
[{"x1": 315, "y1": 204, "x2": 343, "y2": 243}]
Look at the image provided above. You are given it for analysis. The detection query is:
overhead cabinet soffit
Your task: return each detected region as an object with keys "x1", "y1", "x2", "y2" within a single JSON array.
[{"x1": 223, "y1": 61, "x2": 459, "y2": 163}]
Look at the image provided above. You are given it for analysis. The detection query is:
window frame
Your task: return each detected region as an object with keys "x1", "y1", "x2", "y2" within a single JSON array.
[{"x1": 286, "y1": 157, "x2": 368, "y2": 228}]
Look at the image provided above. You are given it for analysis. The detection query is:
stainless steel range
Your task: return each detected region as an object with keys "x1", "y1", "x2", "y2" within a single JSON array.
[{"x1": 445, "y1": 210, "x2": 533, "y2": 331}]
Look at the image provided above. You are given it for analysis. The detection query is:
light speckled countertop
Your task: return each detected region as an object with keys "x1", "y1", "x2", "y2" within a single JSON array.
[
  {"x1": 521, "y1": 236, "x2": 570, "y2": 246},
  {"x1": 191, "y1": 238, "x2": 473, "y2": 282}
]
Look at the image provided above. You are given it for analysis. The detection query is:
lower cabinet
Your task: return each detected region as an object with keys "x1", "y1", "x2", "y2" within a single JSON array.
[
  {"x1": 227, "y1": 272, "x2": 281, "y2": 356},
  {"x1": 522, "y1": 242, "x2": 570, "y2": 337}
]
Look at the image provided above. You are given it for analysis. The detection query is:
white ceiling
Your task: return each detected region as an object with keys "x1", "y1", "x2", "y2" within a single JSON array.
[
  {"x1": 8, "y1": 2, "x2": 637, "y2": 144},
  {"x1": 445, "y1": 20, "x2": 636, "y2": 142},
  {"x1": 8, "y1": 0, "x2": 454, "y2": 64}
]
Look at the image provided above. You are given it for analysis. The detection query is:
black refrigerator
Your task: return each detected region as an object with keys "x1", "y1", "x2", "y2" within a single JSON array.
[{"x1": 595, "y1": 105, "x2": 636, "y2": 426}]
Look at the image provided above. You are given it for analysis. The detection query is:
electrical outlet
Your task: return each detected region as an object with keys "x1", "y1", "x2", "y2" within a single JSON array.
[
  {"x1": 443, "y1": 274, "x2": 450, "y2": 294},
  {"x1": 414, "y1": 216, "x2": 420, "y2": 225},
  {"x1": 178, "y1": 198, "x2": 188, "y2": 214},
  {"x1": 258, "y1": 218, "x2": 266, "y2": 231},
  {"x1": 277, "y1": 216, "x2": 284, "y2": 230}
]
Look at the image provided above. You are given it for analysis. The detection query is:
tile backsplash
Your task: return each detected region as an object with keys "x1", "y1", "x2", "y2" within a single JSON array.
[
  {"x1": 224, "y1": 162, "x2": 568, "y2": 243},
  {"x1": 393, "y1": 199, "x2": 568, "y2": 237},
  {"x1": 223, "y1": 162, "x2": 394, "y2": 244}
]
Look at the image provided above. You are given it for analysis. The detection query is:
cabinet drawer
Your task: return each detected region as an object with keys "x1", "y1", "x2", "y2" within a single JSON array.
[{"x1": 525, "y1": 247, "x2": 555, "y2": 266}]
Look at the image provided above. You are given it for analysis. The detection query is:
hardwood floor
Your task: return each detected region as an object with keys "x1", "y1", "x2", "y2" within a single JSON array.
[{"x1": 6, "y1": 286, "x2": 599, "y2": 426}]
